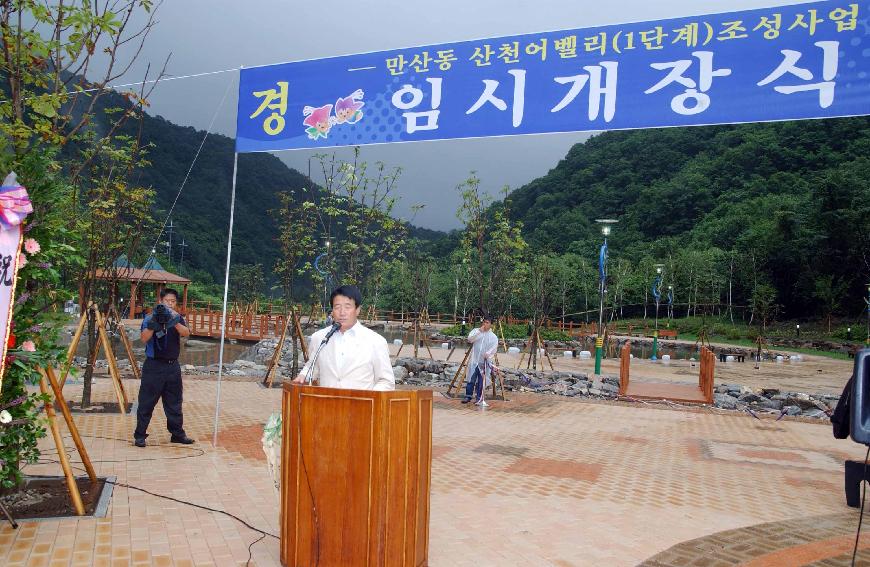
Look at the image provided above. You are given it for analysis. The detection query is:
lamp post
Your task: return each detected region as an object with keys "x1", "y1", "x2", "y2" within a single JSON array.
[
  {"x1": 651, "y1": 265, "x2": 664, "y2": 361},
  {"x1": 594, "y1": 219, "x2": 617, "y2": 376}
]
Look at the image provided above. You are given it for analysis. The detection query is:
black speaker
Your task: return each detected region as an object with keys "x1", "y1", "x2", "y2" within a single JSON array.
[
  {"x1": 851, "y1": 349, "x2": 870, "y2": 445},
  {"x1": 845, "y1": 460, "x2": 870, "y2": 508}
]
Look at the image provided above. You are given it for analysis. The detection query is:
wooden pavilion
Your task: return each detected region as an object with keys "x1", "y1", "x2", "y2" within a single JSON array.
[{"x1": 95, "y1": 256, "x2": 191, "y2": 318}]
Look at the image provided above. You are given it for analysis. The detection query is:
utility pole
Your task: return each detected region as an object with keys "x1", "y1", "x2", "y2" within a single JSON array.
[{"x1": 178, "y1": 238, "x2": 189, "y2": 271}]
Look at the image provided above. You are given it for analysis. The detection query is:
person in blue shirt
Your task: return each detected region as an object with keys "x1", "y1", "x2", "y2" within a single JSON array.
[{"x1": 133, "y1": 288, "x2": 193, "y2": 447}]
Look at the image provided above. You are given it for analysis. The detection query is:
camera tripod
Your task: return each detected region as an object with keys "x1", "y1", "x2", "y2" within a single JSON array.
[{"x1": 0, "y1": 499, "x2": 18, "y2": 529}]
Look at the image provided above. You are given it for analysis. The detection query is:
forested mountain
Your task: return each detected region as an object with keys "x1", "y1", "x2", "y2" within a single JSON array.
[
  {"x1": 501, "y1": 117, "x2": 870, "y2": 319},
  {"x1": 131, "y1": 115, "x2": 310, "y2": 284},
  {"x1": 88, "y1": 83, "x2": 869, "y2": 319}
]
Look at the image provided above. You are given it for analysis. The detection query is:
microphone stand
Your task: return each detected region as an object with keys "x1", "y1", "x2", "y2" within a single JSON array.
[{"x1": 304, "y1": 324, "x2": 341, "y2": 386}]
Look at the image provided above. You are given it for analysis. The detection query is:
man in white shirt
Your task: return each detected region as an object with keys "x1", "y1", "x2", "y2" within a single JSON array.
[
  {"x1": 292, "y1": 285, "x2": 395, "y2": 391},
  {"x1": 463, "y1": 314, "x2": 498, "y2": 403}
]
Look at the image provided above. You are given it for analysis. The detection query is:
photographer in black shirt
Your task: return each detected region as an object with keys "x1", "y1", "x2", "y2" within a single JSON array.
[{"x1": 134, "y1": 288, "x2": 194, "y2": 447}]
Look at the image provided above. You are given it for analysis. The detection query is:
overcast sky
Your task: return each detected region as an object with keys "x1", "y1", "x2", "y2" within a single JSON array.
[{"x1": 123, "y1": 0, "x2": 811, "y2": 230}]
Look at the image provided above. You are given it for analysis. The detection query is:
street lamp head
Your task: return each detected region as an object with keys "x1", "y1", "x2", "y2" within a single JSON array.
[
  {"x1": 595, "y1": 218, "x2": 618, "y2": 237},
  {"x1": 668, "y1": 285, "x2": 673, "y2": 290},
  {"x1": 654, "y1": 263, "x2": 665, "y2": 274}
]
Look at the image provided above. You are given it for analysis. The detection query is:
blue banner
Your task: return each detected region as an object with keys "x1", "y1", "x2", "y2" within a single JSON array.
[
  {"x1": 236, "y1": 1, "x2": 870, "y2": 153},
  {"x1": 652, "y1": 275, "x2": 663, "y2": 301},
  {"x1": 599, "y1": 241, "x2": 608, "y2": 282}
]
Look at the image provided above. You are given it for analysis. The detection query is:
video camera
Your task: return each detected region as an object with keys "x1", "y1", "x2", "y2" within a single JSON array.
[{"x1": 150, "y1": 304, "x2": 176, "y2": 339}]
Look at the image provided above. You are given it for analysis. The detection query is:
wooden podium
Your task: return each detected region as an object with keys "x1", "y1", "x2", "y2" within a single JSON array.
[{"x1": 280, "y1": 384, "x2": 433, "y2": 566}]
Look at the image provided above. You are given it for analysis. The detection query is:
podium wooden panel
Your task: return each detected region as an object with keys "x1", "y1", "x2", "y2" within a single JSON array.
[{"x1": 281, "y1": 384, "x2": 433, "y2": 566}]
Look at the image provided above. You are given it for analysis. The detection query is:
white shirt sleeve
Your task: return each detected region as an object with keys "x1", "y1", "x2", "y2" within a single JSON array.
[
  {"x1": 371, "y1": 337, "x2": 395, "y2": 391},
  {"x1": 468, "y1": 328, "x2": 482, "y2": 343},
  {"x1": 484, "y1": 333, "x2": 498, "y2": 359}
]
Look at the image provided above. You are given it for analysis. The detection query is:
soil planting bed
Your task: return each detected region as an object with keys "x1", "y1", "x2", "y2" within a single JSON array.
[{"x1": 0, "y1": 476, "x2": 108, "y2": 519}]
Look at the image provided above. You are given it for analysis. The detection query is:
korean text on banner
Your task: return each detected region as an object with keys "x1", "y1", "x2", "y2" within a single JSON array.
[{"x1": 236, "y1": 0, "x2": 869, "y2": 153}]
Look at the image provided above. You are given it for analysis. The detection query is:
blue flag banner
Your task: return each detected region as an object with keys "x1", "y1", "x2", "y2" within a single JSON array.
[
  {"x1": 652, "y1": 275, "x2": 663, "y2": 301},
  {"x1": 236, "y1": 0, "x2": 869, "y2": 153},
  {"x1": 599, "y1": 241, "x2": 608, "y2": 282}
]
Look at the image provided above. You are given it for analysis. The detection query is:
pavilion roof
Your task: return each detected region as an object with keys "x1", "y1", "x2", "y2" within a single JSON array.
[{"x1": 95, "y1": 267, "x2": 191, "y2": 285}]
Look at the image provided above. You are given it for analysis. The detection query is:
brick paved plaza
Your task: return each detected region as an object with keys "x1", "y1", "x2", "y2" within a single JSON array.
[{"x1": 1, "y1": 373, "x2": 868, "y2": 566}]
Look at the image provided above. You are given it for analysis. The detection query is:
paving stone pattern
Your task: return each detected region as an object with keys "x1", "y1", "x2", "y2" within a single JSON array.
[{"x1": 0, "y1": 374, "x2": 867, "y2": 566}]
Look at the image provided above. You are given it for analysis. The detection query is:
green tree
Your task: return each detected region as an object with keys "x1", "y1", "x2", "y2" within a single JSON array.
[
  {"x1": 814, "y1": 275, "x2": 847, "y2": 333},
  {"x1": 229, "y1": 263, "x2": 265, "y2": 303},
  {"x1": 0, "y1": 0, "x2": 162, "y2": 484},
  {"x1": 455, "y1": 173, "x2": 490, "y2": 311},
  {"x1": 751, "y1": 282, "x2": 778, "y2": 331},
  {"x1": 309, "y1": 149, "x2": 407, "y2": 297},
  {"x1": 271, "y1": 191, "x2": 317, "y2": 301}
]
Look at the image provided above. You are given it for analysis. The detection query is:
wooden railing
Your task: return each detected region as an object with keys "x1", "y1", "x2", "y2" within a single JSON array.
[{"x1": 187, "y1": 309, "x2": 288, "y2": 341}]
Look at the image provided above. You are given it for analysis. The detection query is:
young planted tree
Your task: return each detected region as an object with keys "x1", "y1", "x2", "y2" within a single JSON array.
[
  {"x1": 485, "y1": 194, "x2": 526, "y2": 317},
  {"x1": 520, "y1": 255, "x2": 558, "y2": 370},
  {"x1": 272, "y1": 191, "x2": 318, "y2": 301},
  {"x1": 229, "y1": 263, "x2": 265, "y2": 303},
  {"x1": 751, "y1": 282, "x2": 778, "y2": 331},
  {"x1": 455, "y1": 173, "x2": 490, "y2": 312},
  {"x1": 310, "y1": 149, "x2": 407, "y2": 296},
  {"x1": 270, "y1": 191, "x2": 317, "y2": 376},
  {"x1": 448, "y1": 247, "x2": 474, "y2": 324},
  {"x1": 0, "y1": 0, "x2": 165, "y2": 481},
  {"x1": 814, "y1": 274, "x2": 847, "y2": 334}
]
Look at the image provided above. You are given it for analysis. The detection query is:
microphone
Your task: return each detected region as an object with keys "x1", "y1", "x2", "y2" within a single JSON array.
[{"x1": 323, "y1": 322, "x2": 341, "y2": 343}]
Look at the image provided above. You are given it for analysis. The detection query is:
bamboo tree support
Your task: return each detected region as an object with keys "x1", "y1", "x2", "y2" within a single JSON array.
[
  {"x1": 109, "y1": 305, "x2": 140, "y2": 380},
  {"x1": 420, "y1": 307, "x2": 432, "y2": 327},
  {"x1": 263, "y1": 312, "x2": 290, "y2": 388},
  {"x1": 59, "y1": 310, "x2": 88, "y2": 386},
  {"x1": 396, "y1": 317, "x2": 435, "y2": 360},
  {"x1": 264, "y1": 307, "x2": 310, "y2": 387},
  {"x1": 41, "y1": 366, "x2": 97, "y2": 482},
  {"x1": 445, "y1": 342, "x2": 456, "y2": 362},
  {"x1": 294, "y1": 308, "x2": 309, "y2": 361},
  {"x1": 93, "y1": 307, "x2": 130, "y2": 412},
  {"x1": 445, "y1": 348, "x2": 472, "y2": 398},
  {"x1": 489, "y1": 365, "x2": 507, "y2": 401},
  {"x1": 538, "y1": 328, "x2": 555, "y2": 371},
  {"x1": 364, "y1": 304, "x2": 377, "y2": 324},
  {"x1": 516, "y1": 327, "x2": 555, "y2": 371},
  {"x1": 38, "y1": 371, "x2": 86, "y2": 516},
  {"x1": 306, "y1": 303, "x2": 319, "y2": 327},
  {"x1": 497, "y1": 320, "x2": 509, "y2": 354},
  {"x1": 752, "y1": 334, "x2": 769, "y2": 369}
]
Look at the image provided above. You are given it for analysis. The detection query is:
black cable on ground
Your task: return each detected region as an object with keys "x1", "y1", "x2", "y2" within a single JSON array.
[{"x1": 22, "y1": 434, "x2": 277, "y2": 566}]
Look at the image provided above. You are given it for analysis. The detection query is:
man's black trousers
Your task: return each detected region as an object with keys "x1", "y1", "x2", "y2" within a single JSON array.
[{"x1": 135, "y1": 358, "x2": 186, "y2": 440}]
